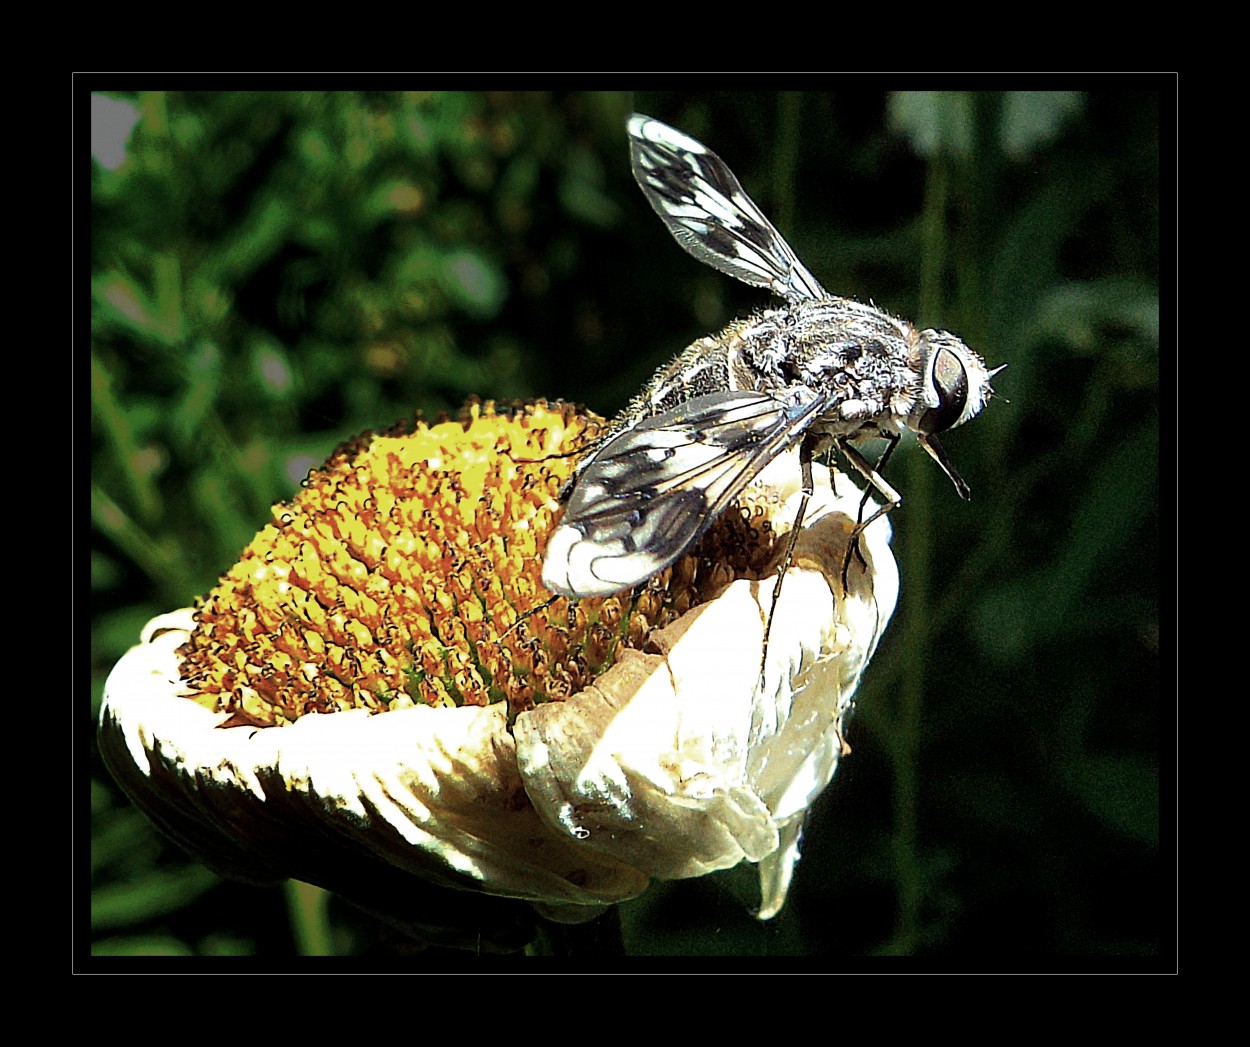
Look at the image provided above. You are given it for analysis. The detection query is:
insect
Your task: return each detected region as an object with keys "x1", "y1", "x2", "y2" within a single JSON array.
[{"x1": 542, "y1": 114, "x2": 1001, "y2": 600}]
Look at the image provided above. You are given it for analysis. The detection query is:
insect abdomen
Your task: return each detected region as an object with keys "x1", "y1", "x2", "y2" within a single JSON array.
[{"x1": 615, "y1": 314, "x2": 773, "y2": 430}]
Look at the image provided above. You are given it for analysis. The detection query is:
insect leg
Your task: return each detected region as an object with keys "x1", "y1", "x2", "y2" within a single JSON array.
[
  {"x1": 846, "y1": 432, "x2": 901, "y2": 530},
  {"x1": 836, "y1": 435, "x2": 902, "y2": 529},
  {"x1": 836, "y1": 433, "x2": 901, "y2": 589},
  {"x1": 758, "y1": 429, "x2": 821, "y2": 684},
  {"x1": 501, "y1": 594, "x2": 559, "y2": 639}
]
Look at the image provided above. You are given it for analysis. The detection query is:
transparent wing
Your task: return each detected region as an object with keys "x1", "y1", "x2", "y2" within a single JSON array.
[
  {"x1": 628, "y1": 114, "x2": 827, "y2": 303},
  {"x1": 542, "y1": 388, "x2": 828, "y2": 597}
]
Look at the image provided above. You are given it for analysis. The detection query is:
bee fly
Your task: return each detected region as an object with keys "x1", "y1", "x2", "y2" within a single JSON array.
[{"x1": 542, "y1": 114, "x2": 1001, "y2": 603}]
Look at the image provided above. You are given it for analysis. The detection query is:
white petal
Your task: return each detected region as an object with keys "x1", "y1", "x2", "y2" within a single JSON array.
[{"x1": 99, "y1": 461, "x2": 895, "y2": 923}]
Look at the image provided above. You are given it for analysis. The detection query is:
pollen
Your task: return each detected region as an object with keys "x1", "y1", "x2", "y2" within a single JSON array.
[{"x1": 177, "y1": 400, "x2": 780, "y2": 726}]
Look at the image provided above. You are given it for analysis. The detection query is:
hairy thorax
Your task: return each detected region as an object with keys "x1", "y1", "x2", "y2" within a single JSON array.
[{"x1": 619, "y1": 298, "x2": 926, "y2": 441}]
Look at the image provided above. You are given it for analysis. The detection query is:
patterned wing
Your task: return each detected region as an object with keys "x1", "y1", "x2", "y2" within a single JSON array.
[
  {"x1": 542, "y1": 388, "x2": 828, "y2": 597},
  {"x1": 628, "y1": 114, "x2": 827, "y2": 303}
]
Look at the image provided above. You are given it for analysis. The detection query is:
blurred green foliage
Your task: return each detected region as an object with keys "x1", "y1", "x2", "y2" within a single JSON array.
[{"x1": 88, "y1": 88, "x2": 1163, "y2": 964}]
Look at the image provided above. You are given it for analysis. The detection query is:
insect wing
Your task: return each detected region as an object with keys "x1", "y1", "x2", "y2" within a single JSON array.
[
  {"x1": 628, "y1": 114, "x2": 826, "y2": 303},
  {"x1": 542, "y1": 388, "x2": 827, "y2": 597}
]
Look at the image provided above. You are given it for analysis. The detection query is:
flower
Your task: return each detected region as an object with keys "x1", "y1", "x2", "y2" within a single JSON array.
[{"x1": 99, "y1": 400, "x2": 897, "y2": 931}]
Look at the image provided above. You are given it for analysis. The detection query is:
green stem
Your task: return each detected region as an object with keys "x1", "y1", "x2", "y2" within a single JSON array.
[
  {"x1": 772, "y1": 93, "x2": 803, "y2": 235},
  {"x1": 887, "y1": 147, "x2": 950, "y2": 955},
  {"x1": 287, "y1": 879, "x2": 334, "y2": 956},
  {"x1": 538, "y1": 906, "x2": 625, "y2": 957}
]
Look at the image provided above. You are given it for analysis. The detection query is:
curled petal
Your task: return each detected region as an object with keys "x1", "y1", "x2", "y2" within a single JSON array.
[{"x1": 100, "y1": 434, "x2": 895, "y2": 927}]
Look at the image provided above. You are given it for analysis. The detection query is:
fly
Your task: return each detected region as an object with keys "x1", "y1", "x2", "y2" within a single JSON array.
[{"x1": 542, "y1": 114, "x2": 1001, "y2": 601}]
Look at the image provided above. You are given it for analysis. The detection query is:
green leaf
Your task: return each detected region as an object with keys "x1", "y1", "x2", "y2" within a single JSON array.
[
  {"x1": 93, "y1": 934, "x2": 196, "y2": 957},
  {"x1": 1035, "y1": 276, "x2": 1160, "y2": 350},
  {"x1": 973, "y1": 421, "x2": 1157, "y2": 661},
  {"x1": 1064, "y1": 755, "x2": 1159, "y2": 845},
  {"x1": 92, "y1": 864, "x2": 220, "y2": 932},
  {"x1": 441, "y1": 249, "x2": 508, "y2": 319},
  {"x1": 1000, "y1": 92, "x2": 1083, "y2": 159},
  {"x1": 888, "y1": 91, "x2": 973, "y2": 158}
]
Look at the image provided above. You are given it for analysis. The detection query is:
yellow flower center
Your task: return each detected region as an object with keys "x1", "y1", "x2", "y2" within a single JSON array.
[{"x1": 177, "y1": 400, "x2": 780, "y2": 726}]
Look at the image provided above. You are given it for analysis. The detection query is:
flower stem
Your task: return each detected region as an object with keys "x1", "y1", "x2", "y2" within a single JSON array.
[{"x1": 538, "y1": 907, "x2": 626, "y2": 958}]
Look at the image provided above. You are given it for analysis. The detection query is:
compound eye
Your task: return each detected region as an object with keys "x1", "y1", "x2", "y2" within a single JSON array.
[{"x1": 918, "y1": 347, "x2": 970, "y2": 434}]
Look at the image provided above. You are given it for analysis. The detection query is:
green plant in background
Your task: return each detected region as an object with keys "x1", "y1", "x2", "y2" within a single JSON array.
[{"x1": 88, "y1": 88, "x2": 1161, "y2": 961}]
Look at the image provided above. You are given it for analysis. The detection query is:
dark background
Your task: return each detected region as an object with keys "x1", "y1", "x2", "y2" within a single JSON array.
[{"x1": 87, "y1": 86, "x2": 1165, "y2": 964}]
